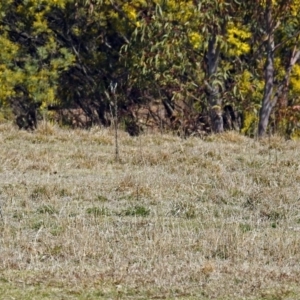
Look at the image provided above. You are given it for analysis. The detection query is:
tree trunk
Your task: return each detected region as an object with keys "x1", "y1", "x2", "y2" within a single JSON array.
[
  {"x1": 206, "y1": 35, "x2": 223, "y2": 133},
  {"x1": 258, "y1": 0, "x2": 275, "y2": 137},
  {"x1": 258, "y1": 43, "x2": 274, "y2": 136},
  {"x1": 258, "y1": 5, "x2": 300, "y2": 138},
  {"x1": 258, "y1": 49, "x2": 300, "y2": 137}
]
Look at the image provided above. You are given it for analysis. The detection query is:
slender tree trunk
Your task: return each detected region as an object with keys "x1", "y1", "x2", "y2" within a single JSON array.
[
  {"x1": 258, "y1": 0, "x2": 300, "y2": 137},
  {"x1": 258, "y1": 48, "x2": 300, "y2": 137},
  {"x1": 206, "y1": 35, "x2": 223, "y2": 133},
  {"x1": 258, "y1": 44, "x2": 274, "y2": 136},
  {"x1": 258, "y1": 0, "x2": 275, "y2": 137},
  {"x1": 257, "y1": 0, "x2": 300, "y2": 137}
]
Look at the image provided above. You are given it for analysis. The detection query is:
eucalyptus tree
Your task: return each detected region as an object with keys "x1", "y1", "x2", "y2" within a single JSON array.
[
  {"x1": 242, "y1": 0, "x2": 300, "y2": 137},
  {"x1": 121, "y1": 0, "x2": 250, "y2": 133},
  {"x1": 258, "y1": 0, "x2": 300, "y2": 136}
]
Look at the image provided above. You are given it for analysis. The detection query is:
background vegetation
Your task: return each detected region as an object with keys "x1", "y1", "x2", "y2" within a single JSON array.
[{"x1": 1, "y1": 0, "x2": 300, "y2": 137}]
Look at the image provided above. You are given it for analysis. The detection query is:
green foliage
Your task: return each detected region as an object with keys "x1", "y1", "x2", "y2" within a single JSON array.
[
  {"x1": 37, "y1": 204, "x2": 57, "y2": 215},
  {"x1": 241, "y1": 110, "x2": 259, "y2": 137},
  {"x1": 123, "y1": 205, "x2": 150, "y2": 217},
  {"x1": 0, "y1": 0, "x2": 300, "y2": 134},
  {"x1": 0, "y1": 1, "x2": 75, "y2": 111},
  {"x1": 86, "y1": 206, "x2": 110, "y2": 217},
  {"x1": 239, "y1": 223, "x2": 252, "y2": 233}
]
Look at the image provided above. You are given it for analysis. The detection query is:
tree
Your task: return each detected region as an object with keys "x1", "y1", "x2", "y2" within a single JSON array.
[
  {"x1": 248, "y1": 0, "x2": 300, "y2": 137},
  {"x1": 0, "y1": 0, "x2": 140, "y2": 127},
  {"x1": 0, "y1": 0, "x2": 75, "y2": 119},
  {"x1": 48, "y1": 0, "x2": 141, "y2": 125},
  {"x1": 1, "y1": 0, "x2": 300, "y2": 137},
  {"x1": 121, "y1": 0, "x2": 250, "y2": 134}
]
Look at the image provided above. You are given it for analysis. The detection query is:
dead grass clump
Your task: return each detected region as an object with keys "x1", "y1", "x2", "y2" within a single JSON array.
[
  {"x1": 206, "y1": 130, "x2": 249, "y2": 144},
  {"x1": 259, "y1": 134, "x2": 286, "y2": 149},
  {"x1": 35, "y1": 120, "x2": 59, "y2": 135}
]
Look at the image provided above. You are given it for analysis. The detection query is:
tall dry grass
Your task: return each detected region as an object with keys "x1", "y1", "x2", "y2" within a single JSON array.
[{"x1": 0, "y1": 123, "x2": 300, "y2": 299}]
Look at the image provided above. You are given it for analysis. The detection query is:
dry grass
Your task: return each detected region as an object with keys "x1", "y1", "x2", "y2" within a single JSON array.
[{"x1": 0, "y1": 122, "x2": 300, "y2": 299}]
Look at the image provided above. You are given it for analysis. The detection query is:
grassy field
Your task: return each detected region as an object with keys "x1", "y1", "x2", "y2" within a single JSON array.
[{"x1": 0, "y1": 122, "x2": 300, "y2": 299}]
